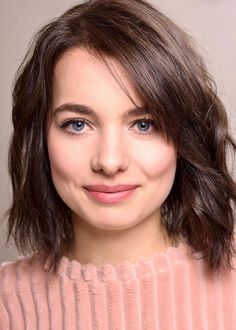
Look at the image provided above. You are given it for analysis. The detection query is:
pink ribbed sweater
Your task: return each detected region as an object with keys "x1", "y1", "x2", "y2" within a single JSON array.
[{"x1": 0, "y1": 241, "x2": 236, "y2": 330}]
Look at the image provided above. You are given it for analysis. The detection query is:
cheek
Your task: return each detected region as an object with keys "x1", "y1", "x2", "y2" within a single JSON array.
[
  {"x1": 137, "y1": 141, "x2": 177, "y2": 180},
  {"x1": 47, "y1": 130, "x2": 86, "y2": 182}
]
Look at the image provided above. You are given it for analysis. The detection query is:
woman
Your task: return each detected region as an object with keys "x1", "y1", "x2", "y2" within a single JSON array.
[{"x1": 1, "y1": 0, "x2": 235, "y2": 329}]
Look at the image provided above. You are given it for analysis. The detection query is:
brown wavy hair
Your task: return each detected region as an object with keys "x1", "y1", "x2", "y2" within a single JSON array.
[{"x1": 6, "y1": 0, "x2": 236, "y2": 272}]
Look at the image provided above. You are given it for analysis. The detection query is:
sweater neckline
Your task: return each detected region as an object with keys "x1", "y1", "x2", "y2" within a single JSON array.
[{"x1": 44, "y1": 241, "x2": 190, "y2": 282}]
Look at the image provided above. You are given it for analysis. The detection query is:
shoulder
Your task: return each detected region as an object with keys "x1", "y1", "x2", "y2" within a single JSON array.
[
  {"x1": 0, "y1": 255, "x2": 38, "y2": 276},
  {"x1": 0, "y1": 255, "x2": 48, "y2": 294},
  {"x1": 172, "y1": 235, "x2": 236, "y2": 284},
  {"x1": 0, "y1": 256, "x2": 32, "y2": 287},
  {"x1": 183, "y1": 235, "x2": 236, "y2": 284},
  {"x1": 0, "y1": 256, "x2": 52, "y2": 329}
]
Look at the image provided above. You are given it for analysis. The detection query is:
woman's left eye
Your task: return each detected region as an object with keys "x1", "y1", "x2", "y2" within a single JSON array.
[{"x1": 132, "y1": 119, "x2": 156, "y2": 135}]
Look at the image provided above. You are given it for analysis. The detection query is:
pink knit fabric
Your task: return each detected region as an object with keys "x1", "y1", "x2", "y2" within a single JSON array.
[{"x1": 0, "y1": 241, "x2": 236, "y2": 330}]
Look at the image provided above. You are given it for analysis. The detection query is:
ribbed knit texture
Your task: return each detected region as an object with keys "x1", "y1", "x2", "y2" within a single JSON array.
[{"x1": 0, "y1": 241, "x2": 236, "y2": 330}]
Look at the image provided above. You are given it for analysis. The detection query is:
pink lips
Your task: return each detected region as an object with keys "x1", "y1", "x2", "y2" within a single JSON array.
[{"x1": 84, "y1": 185, "x2": 139, "y2": 204}]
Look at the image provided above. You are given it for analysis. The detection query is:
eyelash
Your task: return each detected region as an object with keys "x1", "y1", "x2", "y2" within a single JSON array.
[{"x1": 59, "y1": 118, "x2": 157, "y2": 137}]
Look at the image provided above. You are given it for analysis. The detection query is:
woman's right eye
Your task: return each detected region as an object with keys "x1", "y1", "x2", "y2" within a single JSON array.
[{"x1": 59, "y1": 119, "x2": 91, "y2": 136}]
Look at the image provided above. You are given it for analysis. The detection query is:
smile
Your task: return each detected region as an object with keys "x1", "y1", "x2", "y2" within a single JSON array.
[{"x1": 84, "y1": 187, "x2": 137, "y2": 204}]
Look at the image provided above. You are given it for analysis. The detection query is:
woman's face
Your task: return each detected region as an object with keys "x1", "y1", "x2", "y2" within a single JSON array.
[{"x1": 47, "y1": 48, "x2": 177, "y2": 231}]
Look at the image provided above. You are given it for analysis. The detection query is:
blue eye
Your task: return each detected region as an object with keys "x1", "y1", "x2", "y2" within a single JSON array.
[
  {"x1": 71, "y1": 120, "x2": 86, "y2": 131},
  {"x1": 134, "y1": 119, "x2": 155, "y2": 135},
  {"x1": 137, "y1": 120, "x2": 151, "y2": 132},
  {"x1": 60, "y1": 119, "x2": 90, "y2": 136}
]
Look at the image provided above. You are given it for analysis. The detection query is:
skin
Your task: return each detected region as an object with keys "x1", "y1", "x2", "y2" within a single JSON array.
[{"x1": 47, "y1": 48, "x2": 177, "y2": 266}]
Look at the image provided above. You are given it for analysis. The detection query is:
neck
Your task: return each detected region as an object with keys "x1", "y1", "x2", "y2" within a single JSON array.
[{"x1": 67, "y1": 211, "x2": 174, "y2": 266}]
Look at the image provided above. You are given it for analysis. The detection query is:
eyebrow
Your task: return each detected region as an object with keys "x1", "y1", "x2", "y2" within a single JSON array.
[{"x1": 53, "y1": 103, "x2": 150, "y2": 120}]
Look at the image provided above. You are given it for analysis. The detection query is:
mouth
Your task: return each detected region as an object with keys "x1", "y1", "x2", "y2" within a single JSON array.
[
  {"x1": 83, "y1": 185, "x2": 139, "y2": 204},
  {"x1": 84, "y1": 184, "x2": 139, "y2": 193}
]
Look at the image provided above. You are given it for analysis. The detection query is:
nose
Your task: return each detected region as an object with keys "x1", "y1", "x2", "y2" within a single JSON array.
[{"x1": 91, "y1": 129, "x2": 130, "y2": 176}]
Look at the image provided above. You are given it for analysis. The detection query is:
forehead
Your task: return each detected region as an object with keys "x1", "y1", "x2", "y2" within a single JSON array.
[{"x1": 52, "y1": 48, "x2": 143, "y2": 110}]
